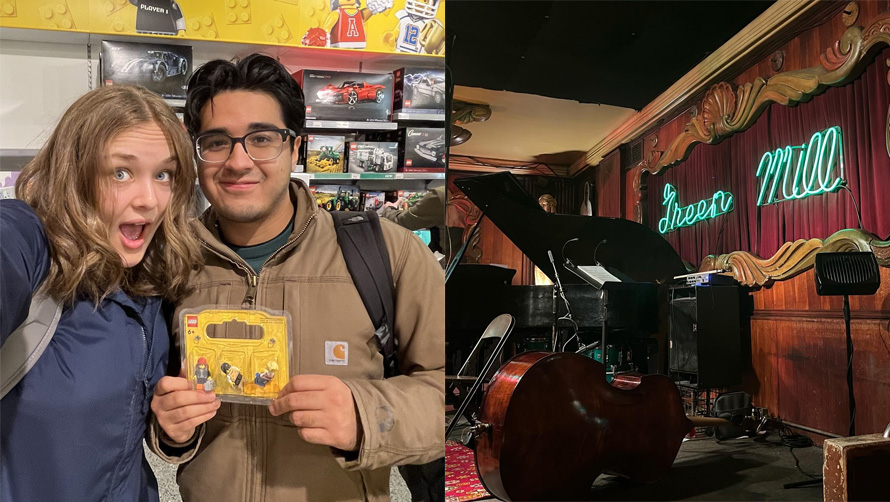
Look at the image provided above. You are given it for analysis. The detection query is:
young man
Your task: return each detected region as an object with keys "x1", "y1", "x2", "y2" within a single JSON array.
[{"x1": 147, "y1": 54, "x2": 445, "y2": 501}]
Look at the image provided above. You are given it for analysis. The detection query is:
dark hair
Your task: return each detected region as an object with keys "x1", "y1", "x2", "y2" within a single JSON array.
[{"x1": 184, "y1": 54, "x2": 305, "y2": 138}]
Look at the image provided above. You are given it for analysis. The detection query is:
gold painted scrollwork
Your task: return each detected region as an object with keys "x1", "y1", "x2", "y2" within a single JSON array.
[
  {"x1": 648, "y1": 14, "x2": 890, "y2": 175},
  {"x1": 451, "y1": 99, "x2": 492, "y2": 147},
  {"x1": 698, "y1": 229, "x2": 890, "y2": 287}
]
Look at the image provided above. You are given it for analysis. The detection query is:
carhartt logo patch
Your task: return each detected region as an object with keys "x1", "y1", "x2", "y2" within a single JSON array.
[{"x1": 325, "y1": 341, "x2": 348, "y2": 365}]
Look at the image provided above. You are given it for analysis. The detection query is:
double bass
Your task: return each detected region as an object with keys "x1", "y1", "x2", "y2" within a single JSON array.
[{"x1": 469, "y1": 351, "x2": 695, "y2": 501}]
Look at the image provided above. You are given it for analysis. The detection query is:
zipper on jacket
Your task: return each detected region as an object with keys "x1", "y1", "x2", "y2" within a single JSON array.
[
  {"x1": 262, "y1": 212, "x2": 316, "y2": 269},
  {"x1": 242, "y1": 274, "x2": 258, "y2": 309},
  {"x1": 199, "y1": 211, "x2": 316, "y2": 310}
]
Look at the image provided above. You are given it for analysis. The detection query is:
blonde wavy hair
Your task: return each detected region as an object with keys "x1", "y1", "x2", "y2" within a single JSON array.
[{"x1": 16, "y1": 86, "x2": 203, "y2": 305}]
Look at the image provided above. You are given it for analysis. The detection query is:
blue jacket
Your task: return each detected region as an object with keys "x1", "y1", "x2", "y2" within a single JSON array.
[{"x1": 1, "y1": 199, "x2": 169, "y2": 502}]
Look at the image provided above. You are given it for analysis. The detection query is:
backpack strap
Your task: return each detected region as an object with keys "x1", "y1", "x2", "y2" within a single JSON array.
[
  {"x1": 1, "y1": 282, "x2": 62, "y2": 398},
  {"x1": 331, "y1": 211, "x2": 398, "y2": 378}
]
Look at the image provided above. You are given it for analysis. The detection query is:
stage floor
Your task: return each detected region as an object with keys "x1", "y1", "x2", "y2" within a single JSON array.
[{"x1": 448, "y1": 422, "x2": 825, "y2": 501}]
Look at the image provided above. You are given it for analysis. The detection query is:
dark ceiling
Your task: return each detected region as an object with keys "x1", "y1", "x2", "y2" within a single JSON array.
[{"x1": 446, "y1": 1, "x2": 775, "y2": 110}]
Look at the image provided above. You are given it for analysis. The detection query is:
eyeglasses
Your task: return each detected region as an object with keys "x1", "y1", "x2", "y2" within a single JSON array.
[{"x1": 195, "y1": 128, "x2": 297, "y2": 163}]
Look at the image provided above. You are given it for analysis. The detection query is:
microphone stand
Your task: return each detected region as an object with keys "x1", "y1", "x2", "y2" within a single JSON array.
[{"x1": 548, "y1": 250, "x2": 578, "y2": 352}]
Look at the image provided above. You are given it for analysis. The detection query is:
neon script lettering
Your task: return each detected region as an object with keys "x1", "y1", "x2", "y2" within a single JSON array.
[
  {"x1": 659, "y1": 184, "x2": 734, "y2": 234},
  {"x1": 755, "y1": 126, "x2": 844, "y2": 206}
]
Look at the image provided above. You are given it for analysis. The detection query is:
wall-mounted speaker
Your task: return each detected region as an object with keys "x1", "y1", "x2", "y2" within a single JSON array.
[{"x1": 814, "y1": 252, "x2": 880, "y2": 296}]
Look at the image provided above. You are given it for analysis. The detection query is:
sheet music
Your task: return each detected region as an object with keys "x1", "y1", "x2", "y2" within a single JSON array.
[{"x1": 574, "y1": 265, "x2": 621, "y2": 288}]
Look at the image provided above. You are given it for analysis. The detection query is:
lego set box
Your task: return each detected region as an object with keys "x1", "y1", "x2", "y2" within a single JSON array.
[
  {"x1": 393, "y1": 67, "x2": 446, "y2": 115},
  {"x1": 101, "y1": 40, "x2": 192, "y2": 102},
  {"x1": 362, "y1": 191, "x2": 386, "y2": 211},
  {"x1": 347, "y1": 142, "x2": 399, "y2": 174},
  {"x1": 402, "y1": 127, "x2": 446, "y2": 172},
  {"x1": 312, "y1": 185, "x2": 361, "y2": 212},
  {"x1": 293, "y1": 70, "x2": 393, "y2": 123},
  {"x1": 304, "y1": 135, "x2": 346, "y2": 173}
]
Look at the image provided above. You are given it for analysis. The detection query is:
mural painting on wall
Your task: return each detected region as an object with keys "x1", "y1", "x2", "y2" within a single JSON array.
[{"x1": 0, "y1": 0, "x2": 446, "y2": 56}]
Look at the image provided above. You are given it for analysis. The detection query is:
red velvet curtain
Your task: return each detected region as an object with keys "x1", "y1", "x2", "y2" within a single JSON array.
[{"x1": 646, "y1": 48, "x2": 890, "y2": 265}]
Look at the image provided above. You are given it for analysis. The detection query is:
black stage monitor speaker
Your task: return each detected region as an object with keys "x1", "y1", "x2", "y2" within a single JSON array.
[
  {"x1": 813, "y1": 251, "x2": 881, "y2": 437},
  {"x1": 669, "y1": 286, "x2": 741, "y2": 389},
  {"x1": 814, "y1": 252, "x2": 880, "y2": 296}
]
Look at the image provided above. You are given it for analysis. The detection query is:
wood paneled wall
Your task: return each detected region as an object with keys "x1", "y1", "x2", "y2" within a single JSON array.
[{"x1": 747, "y1": 267, "x2": 890, "y2": 442}]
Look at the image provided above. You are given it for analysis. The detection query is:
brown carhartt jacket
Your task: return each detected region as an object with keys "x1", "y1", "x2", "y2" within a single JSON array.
[{"x1": 148, "y1": 181, "x2": 445, "y2": 501}]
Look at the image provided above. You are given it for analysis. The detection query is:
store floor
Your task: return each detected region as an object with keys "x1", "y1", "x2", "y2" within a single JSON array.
[
  {"x1": 447, "y1": 418, "x2": 825, "y2": 502},
  {"x1": 144, "y1": 442, "x2": 412, "y2": 502}
]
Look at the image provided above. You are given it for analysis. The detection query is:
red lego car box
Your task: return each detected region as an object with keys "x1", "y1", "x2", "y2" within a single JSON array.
[
  {"x1": 347, "y1": 142, "x2": 399, "y2": 174},
  {"x1": 393, "y1": 67, "x2": 445, "y2": 116},
  {"x1": 303, "y1": 135, "x2": 346, "y2": 173},
  {"x1": 402, "y1": 127, "x2": 446, "y2": 172},
  {"x1": 293, "y1": 69, "x2": 393, "y2": 123}
]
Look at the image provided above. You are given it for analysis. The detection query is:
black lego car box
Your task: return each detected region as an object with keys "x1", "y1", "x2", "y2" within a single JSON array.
[
  {"x1": 392, "y1": 67, "x2": 445, "y2": 116},
  {"x1": 347, "y1": 142, "x2": 399, "y2": 174},
  {"x1": 303, "y1": 135, "x2": 346, "y2": 174},
  {"x1": 293, "y1": 69, "x2": 393, "y2": 123},
  {"x1": 101, "y1": 40, "x2": 192, "y2": 102},
  {"x1": 402, "y1": 127, "x2": 446, "y2": 172}
]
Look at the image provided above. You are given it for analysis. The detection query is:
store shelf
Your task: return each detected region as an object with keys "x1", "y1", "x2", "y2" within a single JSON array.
[
  {"x1": 0, "y1": 149, "x2": 39, "y2": 158},
  {"x1": 0, "y1": 27, "x2": 441, "y2": 74},
  {"x1": 292, "y1": 172, "x2": 443, "y2": 181},
  {"x1": 393, "y1": 112, "x2": 445, "y2": 122},
  {"x1": 305, "y1": 120, "x2": 398, "y2": 131}
]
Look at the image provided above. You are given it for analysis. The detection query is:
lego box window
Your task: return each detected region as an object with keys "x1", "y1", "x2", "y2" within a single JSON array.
[
  {"x1": 348, "y1": 142, "x2": 399, "y2": 174},
  {"x1": 180, "y1": 306, "x2": 292, "y2": 405},
  {"x1": 393, "y1": 67, "x2": 446, "y2": 115},
  {"x1": 293, "y1": 69, "x2": 393, "y2": 123},
  {"x1": 402, "y1": 127, "x2": 446, "y2": 171},
  {"x1": 304, "y1": 135, "x2": 346, "y2": 174},
  {"x1": 101, "y1": 40, "x2": 192, "y2": 102}
]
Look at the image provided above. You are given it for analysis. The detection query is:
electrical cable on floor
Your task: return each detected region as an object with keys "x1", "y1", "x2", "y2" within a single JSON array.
[{"x1": 779, "y1": 427, "x2": 822, "y2": 481}]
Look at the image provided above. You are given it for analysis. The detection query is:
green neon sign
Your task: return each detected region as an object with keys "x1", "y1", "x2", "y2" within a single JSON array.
[
  {"x1": 658, "y1": 183, "x2": 734, "y2": 234},
  {"x1": 756, "y1": 126, "x2": 845, "y2": 206}
]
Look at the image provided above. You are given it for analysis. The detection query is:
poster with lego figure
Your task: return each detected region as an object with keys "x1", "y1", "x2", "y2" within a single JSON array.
[
  {"x1": 128, "y1": 0, "x2": 185, "y2": 36},
  {"x1": 0, "y1": 0, "x2": 445, "y2": 58}
]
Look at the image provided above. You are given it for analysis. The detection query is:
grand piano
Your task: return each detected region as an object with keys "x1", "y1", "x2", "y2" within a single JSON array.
[{"x1": 446, "y1": 172, "x2": 689, "y2": 380}]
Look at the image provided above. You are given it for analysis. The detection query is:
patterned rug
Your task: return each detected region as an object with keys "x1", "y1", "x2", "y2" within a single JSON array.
[{"x1": 445, "y1": 440, "x2": 492, "y2": 502}]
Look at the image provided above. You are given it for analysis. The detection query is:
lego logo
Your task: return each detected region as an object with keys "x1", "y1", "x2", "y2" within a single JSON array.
[
  {"x1": 306, "y1": 106, "x2": 312, "y2": 113},
  {"x1": 405, "y1": 100, "x2": 412, "y2": 107},
  {"x1": 186, "y1": 315, "x2": 198, "y2": 327},
  {"x1": 350, "y1": 144, "x2": 357, "y2": 150},
  {"x1": 308, "y1": 136, "x2": 314, "y2": 141},
  {"x1": 406, "y1": 159, "x2": 413, "y2": 166}
]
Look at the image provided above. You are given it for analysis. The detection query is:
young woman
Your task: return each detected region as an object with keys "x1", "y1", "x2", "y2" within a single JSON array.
[{"x1": 0, "y1": 85, "x2": 204, "y2": 501}]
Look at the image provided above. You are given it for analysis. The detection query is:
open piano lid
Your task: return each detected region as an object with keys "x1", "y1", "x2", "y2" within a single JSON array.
[{"x1": 455, "y1": 172, "x2": 687, "y2": 284}]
